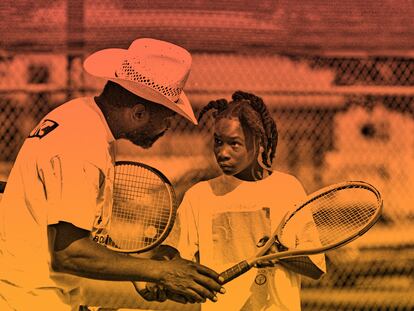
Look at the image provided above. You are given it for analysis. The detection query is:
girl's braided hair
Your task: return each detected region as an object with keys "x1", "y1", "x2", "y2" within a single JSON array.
[{"x1": 198, "y1": 91, "x2": 278, "y2": 168}]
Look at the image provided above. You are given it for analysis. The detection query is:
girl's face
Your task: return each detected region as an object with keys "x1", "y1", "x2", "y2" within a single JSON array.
[{"x1": 213, "y1": 117, "x2": 257, "y2": 179}]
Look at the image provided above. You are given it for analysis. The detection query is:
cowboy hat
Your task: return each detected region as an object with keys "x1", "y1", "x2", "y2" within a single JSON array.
[{"x1": 83, "y1": 38, "x2": 197, "y2": 124}]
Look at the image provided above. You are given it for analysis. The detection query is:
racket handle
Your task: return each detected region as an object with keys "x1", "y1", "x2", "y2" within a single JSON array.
[{"x1": 219, "y1": 260, "x2": 251, "y2": 285}]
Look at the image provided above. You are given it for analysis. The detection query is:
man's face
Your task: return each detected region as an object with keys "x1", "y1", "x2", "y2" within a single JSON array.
[{"x1": 125, "y1": 103, "x2": 175, "y2": 149}]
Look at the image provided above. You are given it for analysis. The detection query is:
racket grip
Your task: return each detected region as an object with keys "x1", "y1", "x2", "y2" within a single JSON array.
[{"x1": 219, "y1": 260, "x2": 251, "y2": 285}]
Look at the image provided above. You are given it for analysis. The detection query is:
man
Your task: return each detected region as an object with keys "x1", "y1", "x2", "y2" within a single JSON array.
[{"x1": 0, "y1": 38, "x2": 224, "y2": 310}]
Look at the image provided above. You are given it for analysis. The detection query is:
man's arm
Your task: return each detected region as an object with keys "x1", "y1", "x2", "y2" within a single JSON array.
[{"x1": 48, "y1": 221, "x2": 224, "y2": 303}]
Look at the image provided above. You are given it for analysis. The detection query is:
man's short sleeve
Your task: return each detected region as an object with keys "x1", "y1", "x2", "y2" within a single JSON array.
[{"x1": 41, "y1": 155, "x2": 102, "y2": 231}]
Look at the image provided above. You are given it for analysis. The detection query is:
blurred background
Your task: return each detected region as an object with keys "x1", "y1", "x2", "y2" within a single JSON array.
[{"x1": 0, "y1": 0, "x2": 413, "y2": 310}]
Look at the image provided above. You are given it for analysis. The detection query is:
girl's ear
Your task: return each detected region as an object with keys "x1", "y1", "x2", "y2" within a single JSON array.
[
  {"x1": 250, "y1": 135, "x2": 262, "y2": 159},
  {"x1": 259, "y1": 145, "x2": 264, "y2": 154},
  {"x1": 254, "y1": 135, "x2": 264, "y2": 155},
  {"x1": 256, "y1": 143, "x2": 272, "y2": 171}
]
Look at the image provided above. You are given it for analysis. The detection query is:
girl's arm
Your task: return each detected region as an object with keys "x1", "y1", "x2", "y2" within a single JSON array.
[
  {"x1": 278, "y1": 255, "x2": 325, "y2": 280},
  {"x1": 256, "y1": 238, "x2": 326, "y2": 280}
]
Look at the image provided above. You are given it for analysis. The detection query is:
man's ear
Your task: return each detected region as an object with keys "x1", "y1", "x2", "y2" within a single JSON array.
[{"x1": 131, "y1": 103, "x2": 148, "y2": 121}]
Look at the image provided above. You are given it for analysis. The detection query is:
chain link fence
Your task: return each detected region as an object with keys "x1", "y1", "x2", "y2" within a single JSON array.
[{"x1": 0, "y1": 1, "x2": 413, "y2": 310}]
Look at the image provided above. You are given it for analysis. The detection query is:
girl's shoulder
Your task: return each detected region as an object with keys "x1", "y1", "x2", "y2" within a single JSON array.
[
  {"x1": 186, "y1": 179, "x2": 215, "y2": 197},
  {"x1": 265, "y1": 170, "x2": 305, "y2": 191}
]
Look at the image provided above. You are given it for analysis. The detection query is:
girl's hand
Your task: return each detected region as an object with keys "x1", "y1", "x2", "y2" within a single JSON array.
[
  {"x1": 133, "y1": 281, "x2": 190, "y2": 304},
  {"x1": 254, "y1": 235, "x2": 287, "y2": 268}
]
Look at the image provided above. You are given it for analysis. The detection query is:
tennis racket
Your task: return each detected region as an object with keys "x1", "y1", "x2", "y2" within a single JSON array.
[
  {"x1": 0, "y1": 162, "x2": 177, "y2": 253},
  {"x1": 219, "y1": 181, "x2": 383, "y2": 284},
  {"x1": 97, "y1": 160, "x2": 178, "y2": 253}
]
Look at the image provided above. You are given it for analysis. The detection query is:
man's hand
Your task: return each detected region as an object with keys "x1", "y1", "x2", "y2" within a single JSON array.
[
  {"x1": 157, "y1": 257, "x2": 224, "y2": 303},
  {"x1": 134, "y1": 245, "x2": 225, "y2": 304},
  {"x1": 133, "y1": 245, "x2": 190, "y2": 304}
]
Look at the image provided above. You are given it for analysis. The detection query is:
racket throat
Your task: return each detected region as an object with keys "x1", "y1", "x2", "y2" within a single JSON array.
[{"x1": 255, "y1": 235, "x2": 278, "y2": 257}]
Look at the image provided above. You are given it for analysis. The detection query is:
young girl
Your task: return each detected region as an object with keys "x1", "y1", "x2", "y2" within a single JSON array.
[{"x1": 175, "y1": 91, "x2": 326, "y2": 311}]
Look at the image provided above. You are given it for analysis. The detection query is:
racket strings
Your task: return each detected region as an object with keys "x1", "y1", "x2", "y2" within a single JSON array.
[
  {"x1": 113, "y1": 172, "x2": 170, "y2": 223},
  {"x1": 109, "y1": 165, "x2": 174, "y2": 251},
  {"x1": 279, "y1": 185, "x2": 380, "y2": 250}
]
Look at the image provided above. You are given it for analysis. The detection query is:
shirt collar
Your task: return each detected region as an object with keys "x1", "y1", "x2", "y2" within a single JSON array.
[{"x1": 86, "y1": 97, "x2": 116, "y2": 144}]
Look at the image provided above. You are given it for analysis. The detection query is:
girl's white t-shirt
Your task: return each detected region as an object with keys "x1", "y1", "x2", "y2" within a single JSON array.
[{"x1": 174, "y1": 171, "x2": 326, "y2": 311}]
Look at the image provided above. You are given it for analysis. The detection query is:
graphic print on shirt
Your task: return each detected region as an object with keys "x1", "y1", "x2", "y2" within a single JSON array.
[
  {"x1": 212, "y1": 207, "x2": 271, "y2": 265},
  {"x1": 91, "y1": 165, "x2": 114, "y2": 246},
  {"x1": 28, "y1": 119, "x2": 59, "y2": 139}
]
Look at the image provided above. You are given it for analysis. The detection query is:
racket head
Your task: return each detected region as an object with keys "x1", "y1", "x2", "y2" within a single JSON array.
[
  {"x1": 277, "y1": 181, "x2": 383, "y2": 253},
  {"x1": 105, "y1": 161, "x2": 177, "y2": 253}
]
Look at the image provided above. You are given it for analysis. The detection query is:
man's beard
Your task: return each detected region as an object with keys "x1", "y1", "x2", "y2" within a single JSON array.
[{"x1": 126, "y1": 129, "x2": 167, "y2": 149}]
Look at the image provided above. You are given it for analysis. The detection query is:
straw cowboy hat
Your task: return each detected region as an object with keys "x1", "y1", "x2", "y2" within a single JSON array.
[{"x1": 83, "y1": 38, "x2": 197, "y2": 124}]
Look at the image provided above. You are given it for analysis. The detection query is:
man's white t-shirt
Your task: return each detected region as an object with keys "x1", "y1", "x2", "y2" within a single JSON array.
[
  {"x1": 0, "y1": 97, "x2": 115, "y2": 310},
  {"x1": 175, "y1": 172, "x2": 326, "y2": 311}
]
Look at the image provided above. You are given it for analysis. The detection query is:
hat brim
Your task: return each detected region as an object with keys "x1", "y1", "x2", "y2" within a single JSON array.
[{"x1": 83, "y1": 49, "x2": 197, "y2": 125}]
